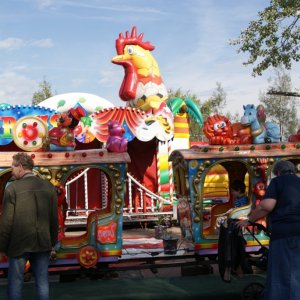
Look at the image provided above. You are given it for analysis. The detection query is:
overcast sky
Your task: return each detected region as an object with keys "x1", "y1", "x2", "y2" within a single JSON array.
[{"x1": 0, "y1": 0, "x2": 299, "y2": 116}]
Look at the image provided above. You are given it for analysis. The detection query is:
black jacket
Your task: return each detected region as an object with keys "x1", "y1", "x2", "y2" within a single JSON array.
[{"x1": 0, "y1": 175, "x2": 58, "y2": 257}]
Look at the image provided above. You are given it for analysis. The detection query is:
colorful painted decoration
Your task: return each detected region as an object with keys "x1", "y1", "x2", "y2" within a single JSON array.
[
  {"x1": 90, "y1": 104, "x2": 174, "y2": 143},
  {"x1": 112, "y1": 26, "x2": 168, "y2": 112},
  {"x1": 97, "y1": 222, "x2": 117, "y2": 244},
  {"x1": 78, "y1": 246, "x2": 99, "y2": 268},
  {"x1": 241, "y1": 104, "x2": 281, "y2": 144},
  {"x1": 203, "y1": 114, "x2": 240, "y2": 145},
  {"x1": 135, "y1": 103, "x2": 174, "y2": 142},
  {"x1": 40, "y1": 93, "x2": 115, "y2": 144},
  {"x1": 45, "y1": 107, "x2": 85, "y2": 151},
  {"x1": 73, "y1": 117, "x2": 96, "y2": 143},
  {"x1": 90, "y1": 107, "x2": 146, "y2": 143},
  {"x1": 12, "y1": 116, "x2": 48, "y2": 151},
  {"x1": 39, "y1": 92, "x2": 114, "y2": 113},
  {"x1": 106, "y1": 120, "x2": 128, "y2": 153},
  {"x1": 51, "y1": 179, "x2": 67, "y2": 241},
  {"x1": 0, "y1": 105, "x2": 57, "y2": 146}
]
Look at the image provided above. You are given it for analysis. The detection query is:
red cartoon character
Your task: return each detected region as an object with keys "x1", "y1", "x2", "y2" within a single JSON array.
[
  {"x1": 44, "y1": 107, "x2": 85, "y2": 151},
  {"x1": 251, "y1": 180, "x2": 267, "y2": 229},
  {"x1": 203, "y1": 114, "x2": 251, "y2": 145}
]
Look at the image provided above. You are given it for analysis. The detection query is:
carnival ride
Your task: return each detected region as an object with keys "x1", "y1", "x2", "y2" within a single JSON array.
[{"x1": 0, "y1": 26, "x2": 300, "y2": 277}]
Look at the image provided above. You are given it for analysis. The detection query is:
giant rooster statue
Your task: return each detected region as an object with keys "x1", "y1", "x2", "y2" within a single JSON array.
[
  {"x1": 109, "y1": 26, "x2": 175, "y2": 201},
  {"x1": 112, "y1": 26, "x2": 168, "y2": 113}
]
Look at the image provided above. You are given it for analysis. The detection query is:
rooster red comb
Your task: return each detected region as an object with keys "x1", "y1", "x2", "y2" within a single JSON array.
[{"x1": 116, "y1": 26, "x2": 155, "y2": 55}]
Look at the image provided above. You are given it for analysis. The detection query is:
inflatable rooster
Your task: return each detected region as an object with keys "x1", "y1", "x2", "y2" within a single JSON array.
[{"x1": 111, "y1": 26, "x2": 168, "y2": 113}]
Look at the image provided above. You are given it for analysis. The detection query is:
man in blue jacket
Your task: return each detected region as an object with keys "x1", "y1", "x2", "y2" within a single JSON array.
[{"x1": 0, "y1": 152, "x2": 58, "y2": 300}]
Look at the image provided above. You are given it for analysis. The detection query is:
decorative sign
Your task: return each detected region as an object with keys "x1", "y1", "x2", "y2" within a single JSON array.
[
  {"x1": 97, "y1": 221, "x2": 117, "y2": 244},
  {"x1": 13, "y1": 116, "x2": 48, "y2": 151},
  {"x1": 0, "y1": 105, "x2": 57, "y2": 146}
]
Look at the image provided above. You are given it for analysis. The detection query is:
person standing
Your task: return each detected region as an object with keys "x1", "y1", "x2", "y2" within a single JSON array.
[
  {"x1": 0, "y1": 152, "x2": 58, "y2": 300},
  {"x1": 237, "y1": 160, "x2": 300, "y2": 300}
]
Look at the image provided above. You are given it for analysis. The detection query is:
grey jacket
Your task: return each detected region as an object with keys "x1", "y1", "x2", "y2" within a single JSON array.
[{"x1": 0, "y1": 175, "x2": 58, "y2": 257}]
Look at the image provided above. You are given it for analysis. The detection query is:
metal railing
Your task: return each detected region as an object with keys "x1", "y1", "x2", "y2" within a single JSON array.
[
  {"x1": 64, "y1": 169, "x2": 176, "y2": 226},
  {"x1": 124, "y1": 173, "x2": 175, "y2": 222}
]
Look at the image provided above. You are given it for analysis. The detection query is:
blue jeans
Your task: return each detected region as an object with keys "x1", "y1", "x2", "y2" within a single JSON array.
[{"x1": 7, "y1": 251, "x2": 50, "y2": 300}]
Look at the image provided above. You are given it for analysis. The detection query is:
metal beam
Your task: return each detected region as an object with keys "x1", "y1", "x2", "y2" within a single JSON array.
[{"x1": 267, "y1": 90, "x2": 300, "y2": 97}]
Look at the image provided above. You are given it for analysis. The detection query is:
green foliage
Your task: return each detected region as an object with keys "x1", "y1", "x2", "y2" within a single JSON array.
[
  {"x1": 259, "y1": 68, "x2": 299, "y2": 140},
  {"x1": 32, "y1": 79, "x2": 54, "y2": 105},
  {"x1": 168, "y1": 88, "x2": 196, "y2": 101},
  {"x1": 225, "y1": 111, "x2": 241, "y2": 123},
  {"x1": 230, "y1": 0, "x2": 300, "y2": 76},
  {"x1": 168, "y1": 84, "x2": 227, "y2": 141},
  {"x1": 211, "y1": 82, "x2": 227, "y2": 113},
  {"x1": 200, "y1": 82, "x2": 227, "y2": 119}
]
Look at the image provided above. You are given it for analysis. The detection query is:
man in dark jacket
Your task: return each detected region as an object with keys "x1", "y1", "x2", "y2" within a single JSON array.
[{"x1": 0, "y1": 152, "x2": 58, "y2": 300}]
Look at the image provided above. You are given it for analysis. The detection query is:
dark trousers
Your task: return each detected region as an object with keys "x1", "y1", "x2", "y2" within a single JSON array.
[{"x1": 265, "y1": 236, "x2": 300, "y2": 300}]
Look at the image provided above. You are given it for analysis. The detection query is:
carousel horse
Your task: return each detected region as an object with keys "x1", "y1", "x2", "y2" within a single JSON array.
[{"x1": 240, "y1": 104, "x2": 281, "y2": 144}]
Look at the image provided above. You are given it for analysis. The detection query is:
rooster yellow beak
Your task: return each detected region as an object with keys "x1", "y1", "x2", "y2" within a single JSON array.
[{"x1": 111, "y1": 54, "x2": 130, "y2": 64}]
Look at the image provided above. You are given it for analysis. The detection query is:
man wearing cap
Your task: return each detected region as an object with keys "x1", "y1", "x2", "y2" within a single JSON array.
[{"x1": 237, "y1": 160, "x2": 300, "y2": 300}]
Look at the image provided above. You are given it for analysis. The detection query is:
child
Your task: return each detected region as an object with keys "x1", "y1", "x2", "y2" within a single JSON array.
[{"x1": 231, "y1": 180, "x2": 248, "y2": 207}]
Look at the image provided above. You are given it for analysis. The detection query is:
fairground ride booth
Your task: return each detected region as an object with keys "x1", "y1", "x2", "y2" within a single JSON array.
[
  {"x1": 0, "y1": 104, "x2": 130, "y2": 274},
  {"x1": 170, "y1": 142, "x2": 300, "y2": 257}
]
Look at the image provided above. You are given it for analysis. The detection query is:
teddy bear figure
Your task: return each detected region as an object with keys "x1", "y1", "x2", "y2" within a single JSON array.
[
  {"x1": 106, "y1": 121, "x2": 128, "y2": 152},
  {"x1": 44, "y1": 106, "x2": 85, "y2": 151}
]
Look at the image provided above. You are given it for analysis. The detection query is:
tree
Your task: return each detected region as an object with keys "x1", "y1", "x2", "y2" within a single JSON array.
[
  {"x1": 230, "y1": 0, "x2": 300, "y2": 76},
  {"x1": 225, "y1": 111, "x2": 241, "y2": 123},
  {"x1": 259, "y1": 68, "x2": 299, "y2": 140},
  {"x1": 201, "y1": 82, "x2": 229, "y2": 120},
  {"x1": 32, "y1": 79, "x2": 55, "y2": 105}
]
